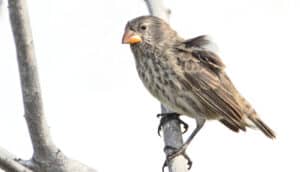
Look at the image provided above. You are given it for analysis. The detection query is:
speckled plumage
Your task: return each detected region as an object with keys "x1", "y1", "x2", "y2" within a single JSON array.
[{"x1": 124, "y1": 16, "x2": 275, "y2": 138}]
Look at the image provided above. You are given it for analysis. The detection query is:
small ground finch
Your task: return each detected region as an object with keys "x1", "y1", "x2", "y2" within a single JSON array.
[{"x1": 122, "y1": 16, "x2": 275, "y2": 163}]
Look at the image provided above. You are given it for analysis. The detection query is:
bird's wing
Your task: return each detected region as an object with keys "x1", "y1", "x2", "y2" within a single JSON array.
[
  {"x1": 175, "y1": 36, "x2": 244, "y2": 128},
  {"x1": 182, "y1": 69, "x2": 244, "y2": 128},
  {"x1": 176, "y1": 35, "x2": 225, "y2": 71}
]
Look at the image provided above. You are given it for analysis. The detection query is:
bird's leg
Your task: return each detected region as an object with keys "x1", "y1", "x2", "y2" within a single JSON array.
[
  {"x1": 157, "y1": 112, "x2": 189, "y2": 136},
  {"x1": 165, "y1": 118, "x2": 205, "y2": 170}
]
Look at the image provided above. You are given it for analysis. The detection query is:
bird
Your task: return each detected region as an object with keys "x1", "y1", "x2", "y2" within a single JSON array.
[{"x1": 122, "y1": 15, "x2": 275, "y2": 167}]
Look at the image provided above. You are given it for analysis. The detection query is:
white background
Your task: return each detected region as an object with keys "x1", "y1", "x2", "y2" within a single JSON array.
[{"x1": 0, "y1": 0, "x2": 299, "y2": 171}]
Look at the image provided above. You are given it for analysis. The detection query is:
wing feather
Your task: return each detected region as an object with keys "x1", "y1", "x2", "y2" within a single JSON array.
[
  {"x1": 175, "y1": 35, "x2": 245, "y2": 129},
  {"x1": 176, "y1": 35, "x2": 225, "y2": 71}
]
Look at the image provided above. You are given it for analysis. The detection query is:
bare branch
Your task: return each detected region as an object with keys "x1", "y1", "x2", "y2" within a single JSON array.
[
  {"x1": 7, "y1": 0, "x2": 97, "y2": 171},
  {"x1": 0, "y1": 0, "x2": 3, "y2": 15},
  {"x1": 0, "y1": 147, "x2": 33, "y2": 172},
  {"x1": 144, "y1": 0, "x2": 189, "y2": 171},
  {"x1": 144, "y1": 0, "x2": 170, "y2": 21},
  {"x1": 8, "y1": 0, "x2": 57, "y2": 161},
  {"x1": 161, "y1": 105, "x2": 189, "y2": 172}
]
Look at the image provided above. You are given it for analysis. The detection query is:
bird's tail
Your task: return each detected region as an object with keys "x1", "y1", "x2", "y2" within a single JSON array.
[
  {"x1": 220, "y1": 73, "x2": 275, "y2": 138},
  {"x1": 237, "y1": 92, "x2": 276, "y2": 139},
  {"x1": 247, "y1": 116, "x2": 276, "y2": 139}
]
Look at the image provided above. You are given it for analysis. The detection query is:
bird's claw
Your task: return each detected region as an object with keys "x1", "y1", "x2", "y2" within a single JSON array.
[
  {"x1": 157, "y1": 113, "x2": 189, "y2": 136},
  {"x1": 162, "y1": 145, "x2": 192, "y2": 172}
]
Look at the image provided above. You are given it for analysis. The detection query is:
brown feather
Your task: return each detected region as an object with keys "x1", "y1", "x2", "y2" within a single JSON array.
[
  {"x1": 219, "y1": 119, "x2": 243, "y2": 132},
  {"x1": 248, "y1": 116, "x2": 276, "y2": 139}
]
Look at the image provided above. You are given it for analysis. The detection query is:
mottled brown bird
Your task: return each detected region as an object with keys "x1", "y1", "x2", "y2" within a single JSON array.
[{"x1": 122, "y1": 15, "x2": 275, "y2": 162}]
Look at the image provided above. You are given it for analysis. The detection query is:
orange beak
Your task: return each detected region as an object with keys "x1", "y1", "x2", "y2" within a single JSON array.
[{"x1": 122, "y1": 30, "x2": 142, "y2": 44}]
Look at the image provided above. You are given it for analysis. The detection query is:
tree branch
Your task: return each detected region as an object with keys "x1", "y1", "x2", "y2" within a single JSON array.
[
  {"x1": 0, "y1": 147, "x2": 33, "y2": 172},
  {"x1": 160, "y1": 105, "x2": 189, "y2": 172},
  {"x1": 144, "y1": 0, "x2": 170, "y2": 21},
  {"x1": 6, "y1": 0, "x2": 96, "y2": 171},
  {"x1": 8, "y1": 0, "x2": 57, "y2": 162},
  {"x1": 144, "y1": 0, "x2": 188, "y2": 172}
]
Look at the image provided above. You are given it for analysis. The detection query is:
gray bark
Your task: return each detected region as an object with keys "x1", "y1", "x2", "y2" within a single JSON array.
[
  {"x1": 0, "y1": 147, "x2": 33, "y2": 172},
  {"x1": 0, "y1": 0, "x2": 3, "y2": 14},
  {"x1": 8, "y1": 0, "x2": 56, "y2": 161},
  {"x1": 144, "y1": 0, "x2": 189, "y2": 172},
  {"x1": 0, "y1": 0, "x2": 97, "y2": 171}
]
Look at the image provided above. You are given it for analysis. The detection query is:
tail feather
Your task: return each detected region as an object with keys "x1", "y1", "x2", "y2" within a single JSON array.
[
  {"x1": 248, "y1": 117, "x2": 276, "y2": 139},
  {"x1": 234, "y1": 89, "x2": 276, "y2": 139},
  {"x1": 219, "y1": 119, "x2": 240, "y2": 132},
  {"x1": 219, "y1": 119, "x2": 246, "y2": 132}
]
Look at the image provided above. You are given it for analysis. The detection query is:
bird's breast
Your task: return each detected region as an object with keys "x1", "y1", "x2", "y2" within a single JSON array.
[
  {"x1": 132, "y1": 47, "x2": 174, "y2": 100},
  {"x1": 131, "y1": 46, "x2": 197, "y2": 116}
]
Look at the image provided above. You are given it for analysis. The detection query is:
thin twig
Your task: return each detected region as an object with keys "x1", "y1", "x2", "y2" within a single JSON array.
[{"x1": 0, "y1": 147, "x2": 33, "y2": 172}]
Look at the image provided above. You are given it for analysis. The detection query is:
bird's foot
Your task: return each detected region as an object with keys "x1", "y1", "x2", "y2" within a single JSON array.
[
  {"x1": 162, "y1": 145, "x2": 192, "y2": 172},
  {"x1": 157, "y1": 112, "x2": 188, "y2": 136}
]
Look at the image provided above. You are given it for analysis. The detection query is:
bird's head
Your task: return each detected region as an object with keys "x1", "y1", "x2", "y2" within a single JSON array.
[{"x1": 122, "y1": 16, "x2": 178, "y2": 47}]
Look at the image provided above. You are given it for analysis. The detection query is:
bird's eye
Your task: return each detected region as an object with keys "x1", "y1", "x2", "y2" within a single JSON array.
[{"x1": 140, "y1": 25, "x2": 147, "y2": 30}]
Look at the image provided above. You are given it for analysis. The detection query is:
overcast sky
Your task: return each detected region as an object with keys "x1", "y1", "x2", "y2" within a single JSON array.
[{"x1": 0, "y1": 0, "x2": 300, "y2": 171}]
